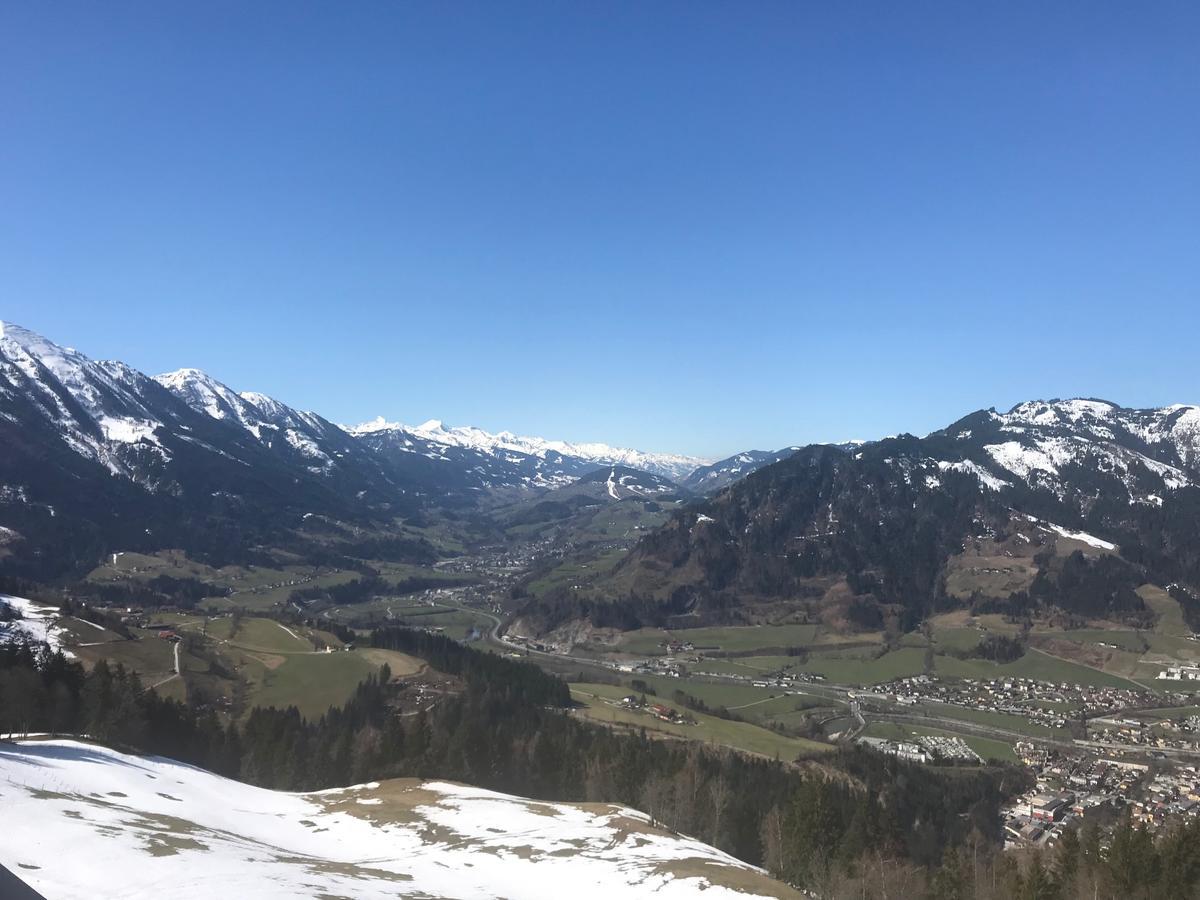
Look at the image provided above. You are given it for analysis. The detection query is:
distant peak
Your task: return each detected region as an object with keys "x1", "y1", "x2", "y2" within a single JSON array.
[
  {"x1": 156, "y1": 367, "x2": 221, "y2": 387},
  {"x1": 0, "y1": 320, "x2": 73, "y2": 356},
  {"x1": 416, "y1": 418, "x2": 445, "y2": 432},
  {"x1": 0, "y1": 320, "x2": 39, "y2": 343},
  {"x1": 343, "y1": 415, "x2": 403, "y2": 435}
]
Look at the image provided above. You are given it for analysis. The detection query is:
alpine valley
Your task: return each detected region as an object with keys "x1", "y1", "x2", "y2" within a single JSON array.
[{"x1": 8, "y1": 320, "x2": 1200, "y2": 899}]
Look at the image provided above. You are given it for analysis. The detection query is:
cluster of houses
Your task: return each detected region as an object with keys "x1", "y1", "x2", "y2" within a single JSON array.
[
  {"x1": 1156, "y1": 665, "x2": 1200, "y2": 681},
  {"x1": 618, "y1": 695, "x2": 689, "y2": 724},
  {"x1": 1131, "y1": 766, "x2": 1200, "y2": 828},
  {"x1": 1004, "y1": 747, "x2": 1147, "y2": 846},
  {"x1": 1087, "y1": 715, "x2": 1200, "y2": 753},
  {"x1": 658, "y1": 639, "x2": 696, "y2": 654},
  {"x1": 875, "y1": 674, "x2": 1168, "y2": 728},
  {"x1": 614, "y1": 658, "x2": 689, "y2": 678}
]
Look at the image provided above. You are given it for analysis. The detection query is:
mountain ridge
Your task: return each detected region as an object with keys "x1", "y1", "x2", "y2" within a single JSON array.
[
  {"x1": 0, "y1": 322, "x2": 711, "y2": 577},
  {"x1": 345, "y1": 415, "x2": 709, "y2": 482},
  {"x1": 516, "y1": 397, "x2": 1200, "y2": 637}
]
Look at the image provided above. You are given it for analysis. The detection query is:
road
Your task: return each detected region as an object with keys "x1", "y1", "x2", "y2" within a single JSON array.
[
  {"x1": 437, "y1": 599, "x2": 1200, "y2": 762},
  {"x1": 146, "y1": 640, "x2": 181, "y2": 691}
]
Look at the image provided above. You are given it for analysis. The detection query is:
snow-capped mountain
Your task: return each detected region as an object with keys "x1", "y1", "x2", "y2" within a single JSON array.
[
  {"x1": 528, "y1": 398, "x2": 1200, "y2": 636},
  {"x1": 348, "y1": 417, "x2": 599, "y2": 493},
  {"x1": 0, "y1": 322, "x2": 711, "y2": 577},
  {"x1": 932, "y1": 398, "x2": 1200, "y2": 504},
  {"x1": 0, "y1": 320, "x2": 183, "y2": 483},
  {"x1": 348, "y1": 416, "x2": 708, "y2": 483},
  {"x1": 0, "y1": 323, "x2": 413, "y2": 577},
  {"x1": 155, "y1": 367, "x2": 387, "y2": 479},
  {"x1": 683, "y1": 448, "x2": 801, "y2": 494}
]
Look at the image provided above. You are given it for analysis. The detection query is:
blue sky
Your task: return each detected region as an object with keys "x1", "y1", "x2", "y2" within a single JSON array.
[{"x1": 2, "y1": 2, "x2": 1198, "y2": 459}]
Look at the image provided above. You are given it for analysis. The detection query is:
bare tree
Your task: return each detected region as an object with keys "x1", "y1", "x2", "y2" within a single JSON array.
[{"x1": 708, "y1": 775, "x2": 731, "y2": 848}]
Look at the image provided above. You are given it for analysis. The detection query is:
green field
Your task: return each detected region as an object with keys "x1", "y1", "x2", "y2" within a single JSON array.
[
  {"x1": 1140, "y1": 584, "x2": 1190, "y2": 637},
  {"x1": 1142, "y1": 633, "x2": 1200, "y2": 661},
  {"x1": 527, "y1": 547, "x2": 630, "y2": 598},
  {"x1": 691, "y1": 655, "x2": 813, "y2": 677},
  {"x1": 211, "y1": 569, "x2": 364, "y2": 612},
  {"x1": 73, "y1": 630, "x2": 179, "y2": 679},
  {"x1": 86, "y1": 545, "x2": 477, "y2": 615},
  {"x1": 932, "y1": 627, "x2": 985, "y2": 653},
  {"x1": 87, "y1": 551, "x2": 361, "y2": 614},
  {"x1": 910, "y1": 701, "x2": 1070, "y2": 739},
  {"x1": 250, "y1": 652, "x2": 386, "y2": 718},
  {"x1": 571, "y1": 683, "x2": 830, "y2": 760},
  {"x1": 794, "y1": 647, "x2": 929, "y2": 685},
  {"x1": 323, "y1": 600, "x2": 494, "y2": 639},
  {"x1": 592, "y1": 672, "x2": 845, "y2": 734},
  {"x1": 1036, "y1": 629, "x2": 1149, "y2": 652},
  {"x1": 204, "y1": 616, "x2": 315, "y2": 651},
  {"x1": 72, "y1": 613, "x2": 420, "y2": 722},
  {"x1": 618, "y1": 624, "x2": 827, "y2": 655},
  {"x1": 681, "y1": 622, "x2": 1166, "y2": 692},
  {"x1": 933, "y1": 648, "x2": 1150, "y2": 691}
]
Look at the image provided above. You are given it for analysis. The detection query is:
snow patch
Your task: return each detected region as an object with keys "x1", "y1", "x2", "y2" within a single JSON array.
[
  {"x1": 1038, "y1": 523, "x2": 1117, "y2": 551},
  {"x1": 0, "y1": 595, "x2": 74, "y2": 657},
  {"x1": 936, "y1": 460, "x2": 1011, "y2": 491},
  {"x1": 0, "y1": 740, "x2": 783, "y2": 900}
]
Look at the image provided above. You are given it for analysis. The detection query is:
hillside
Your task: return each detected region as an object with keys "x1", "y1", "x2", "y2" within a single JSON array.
[
  {"x1": 683, "y1": 449, "x2": 801, "y2": 494},
  {"x1": 0, "y1": 321, "x2": 706, "y2": 579},
  {"x1": 0, "y1": 739, "x2": 799, "y2": 900},
  {"x1": 517, "y1": 399, "x2": 1200, "y2": 635}
]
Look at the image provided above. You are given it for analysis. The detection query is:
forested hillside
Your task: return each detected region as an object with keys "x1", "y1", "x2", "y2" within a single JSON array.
[
  {"x1": 1, "y1": 631, "x2": 1024, "y2": 890},
  {"x1": 518, "y1": 401, "x2": 1200, "y2": 636}
]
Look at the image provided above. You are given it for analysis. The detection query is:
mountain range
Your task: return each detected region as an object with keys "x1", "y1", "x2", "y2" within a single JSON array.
[
  {"x1": 4, "y1": 319, "x2": 1200, "y2": 639},
  {"x1": 0, "y1": 321, "x2": 712, "y2": 578},
  {"x1": 517, "y1": 398, "x2": 1200, "y2": 637}
]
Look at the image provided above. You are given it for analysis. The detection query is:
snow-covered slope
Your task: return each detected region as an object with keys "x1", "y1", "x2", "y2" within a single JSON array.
[
  {"x1": 0, "y1": 323, "x2": 421, "y2": 578},
  {"x1": 0, "y1": 595, "x2": 72, "y2": 657},
  {"x1": 683, "y1": 448, "x2": 801, "y2": 494},
  {"x1": 0, "y1": 320, "x2": 179, "y2": 480},
  {"x1": 0, "y1": 739, "x2": 796, "y2": 900},
  {"x1": 584, "y1": 464, "x2": 684, "y2": 501},
  {"x1": 349, "y1": 417, "x2": 708, "y2": 483},
  {"x1": 935, "y1": 398, "x2": 1200, "y2": 503},
  {"x1": 573, "y1": 398, "x2": 1200, "y2": 633},
  {"x1": 155, "y1": 367, "x2": 372, "y2": 477}
]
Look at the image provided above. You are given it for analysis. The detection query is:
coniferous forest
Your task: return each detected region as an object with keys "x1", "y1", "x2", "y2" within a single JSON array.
[{"x1": 6, "y1": 630, "x2": 1200, "y2": 898}]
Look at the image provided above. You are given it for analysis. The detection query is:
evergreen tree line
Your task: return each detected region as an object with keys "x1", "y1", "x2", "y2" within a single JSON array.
[
  {"x1": 915, "y1": 816, "x2": 1200, "y2": 900},
  {"x1": 5, "y1": 634, "x2": 1027, "y2": 893}
]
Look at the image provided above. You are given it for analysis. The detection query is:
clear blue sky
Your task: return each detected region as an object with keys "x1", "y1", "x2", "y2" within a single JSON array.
[{"x1": 2, "y1": 2, "x2": 1198, "y2": 459}]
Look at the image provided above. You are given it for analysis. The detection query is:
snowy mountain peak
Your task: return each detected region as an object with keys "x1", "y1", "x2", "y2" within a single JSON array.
[
  {"x1": 996, "y1": 398, "x2": 1120, "y2": 428},
  {"x1": 0, "y1": 320, "x2": 73, "y2": 358},
  {"x1": 0, "y1": 321, "x2": 101, "y2": 402},
  {"x1": 924, "y1": 398, "x2": 1200, "y2": 504},
  {"x1": 155, "y1": 367, "x2": 247, "y2": 421},
  {"x1": 345, "y1": 417, "x2": 710, "y2": 481},
  {"x1": 342, "y1": 415, "x2": 400, "y2": 435},
  {"x1": 0, "y1": 321, "x2": 177, "y2": 480}
]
